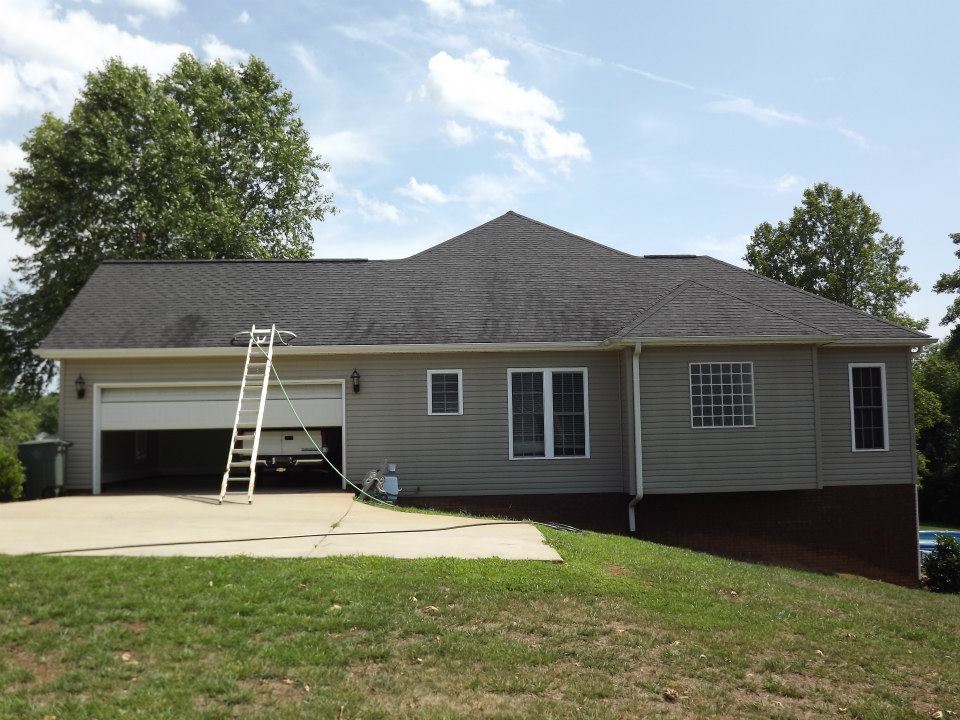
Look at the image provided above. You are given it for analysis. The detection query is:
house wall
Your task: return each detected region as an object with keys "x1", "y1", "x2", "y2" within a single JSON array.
[
  {"x1": 637, "y1": 345, "x2": 820, "y2": 493},
  {"x1": 59, "y1": 350, "x2": 627, "y2": 496},
  {"x1": 818, "y1": 347, "x2": 915, "y2": 486}
]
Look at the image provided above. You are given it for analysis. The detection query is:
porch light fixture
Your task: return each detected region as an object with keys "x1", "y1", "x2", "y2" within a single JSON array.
[
  {"x1": 75, "y1": 374, "x2": 86, "y2": 400},
  {"x1": 351, "y1": 368, "x2": 361, "y2": 394}
]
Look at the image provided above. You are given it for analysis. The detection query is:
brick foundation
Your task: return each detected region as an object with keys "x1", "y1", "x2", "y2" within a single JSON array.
[{"x1": 403, "y1": 484, "x2": 920, "y2": 585}]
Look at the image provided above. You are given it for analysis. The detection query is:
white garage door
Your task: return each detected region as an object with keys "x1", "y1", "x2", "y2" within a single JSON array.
[{"x1": 100, "y1": 384, "x2": 342, "y2": 431}]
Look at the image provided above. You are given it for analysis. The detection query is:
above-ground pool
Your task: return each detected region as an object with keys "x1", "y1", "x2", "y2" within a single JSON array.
[{"x1": 919, "y1": 530, "x2": 960, "y2": 559}]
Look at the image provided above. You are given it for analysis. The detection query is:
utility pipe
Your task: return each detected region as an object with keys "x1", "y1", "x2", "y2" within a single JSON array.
[{"x1": 628, "y1": 344, "x2": 643, "y2": 532}]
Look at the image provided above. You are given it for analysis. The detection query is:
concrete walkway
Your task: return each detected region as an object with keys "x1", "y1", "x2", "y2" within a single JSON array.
[{"x1": 0, "y1": 493, "x2": 562, "y2": 561}]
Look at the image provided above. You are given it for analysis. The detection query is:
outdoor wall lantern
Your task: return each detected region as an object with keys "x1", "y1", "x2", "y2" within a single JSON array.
[
  {"x1": 75, "y1": 374, "x2": 86, "y2": 400},
  {"x1": 351, "y1": 368, "x2": 361, "y2": 394}
]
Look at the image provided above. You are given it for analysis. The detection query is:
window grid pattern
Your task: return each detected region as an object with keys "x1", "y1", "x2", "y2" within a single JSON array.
[
  {"x1": 430, "y1": 372, "x2": 460, "y2": 414},
  {"x1": 690, "y1": 362, "x2": 755, "y2": 428},
  {"x1": 851, "y1": 366, "x2": 886, "y2": 449},
  {"x1": 552, "y1": 371, "x2": 586, "y2": 456},
  {"x1": 511, "y1": 371, "x2": 545, "y2": 457}
]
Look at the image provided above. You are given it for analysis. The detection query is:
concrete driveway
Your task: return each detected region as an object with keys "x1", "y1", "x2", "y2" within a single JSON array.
[{"x1": 0, "y1": 492, "x2": 562, "y2": 561}]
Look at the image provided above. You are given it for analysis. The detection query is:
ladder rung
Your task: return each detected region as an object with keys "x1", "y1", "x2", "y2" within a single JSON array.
[
  {"x1": 229, "y1": 461, "x2": 252, "y2": 468},
  {"x1": 233, "y1": 448, "x2": 253, "y2": 455}
]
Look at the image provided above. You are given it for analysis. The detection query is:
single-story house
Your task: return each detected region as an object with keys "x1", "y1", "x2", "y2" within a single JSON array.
[{"x1": 38, "y1": 211, "x2": 933, "y2": 583}]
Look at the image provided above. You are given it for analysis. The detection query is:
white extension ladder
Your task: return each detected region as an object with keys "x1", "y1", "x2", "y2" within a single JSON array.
[{"x1": 218, "y1": 324, "x2": 278, "y2": 504}]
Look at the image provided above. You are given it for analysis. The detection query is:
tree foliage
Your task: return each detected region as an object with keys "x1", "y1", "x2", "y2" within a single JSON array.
[
  {"x1": 914, "y1": 345, "x2": 960, "y2": 523},
  {"x1": 744, "y1": 182, "x2": 924, "y2": 329},
  {"x1": 932, "y1": 233, "x2": 960, "y2": 353},
  {"x1": 1, "y1": 54, "x2": 335, "y2": 394}
]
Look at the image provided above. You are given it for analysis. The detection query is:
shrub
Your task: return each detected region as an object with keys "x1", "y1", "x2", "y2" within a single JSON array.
[
  {"x1": 0, "y1": 443, "x2": 25, "y2": 502},
  {"x1": 922, "y1": 535, "x2": 960, "y2": 593}
]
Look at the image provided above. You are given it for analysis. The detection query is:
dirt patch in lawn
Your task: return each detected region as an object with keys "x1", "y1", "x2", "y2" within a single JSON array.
[
  {"x1": 242, "y1": 677, "x2": 308, "y2": 707},
  {"x1": 6, "y1": 646, "x2": 62, "y2": 685}
]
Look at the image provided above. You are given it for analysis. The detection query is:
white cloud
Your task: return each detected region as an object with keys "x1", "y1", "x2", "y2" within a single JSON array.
[
  {"x1": 290, "y1": 43, "x2": 321, "y2": 79},
  {"x1": 493, "y1": 130, "x2": 516, "y2": 145},
  {"x1": 398, "y1": 177, "x2": 449, "y2": 204},
  {"x1": 125, "y1": 14, "x2": 145, "y2": 29},
  {"x1": 427, "y1": 49, "x2": 589, "y2": 170},
  {"x1": 443, "y1": 119, "x2": 475, "y2": 145},
  {"x1": 704, "y1": 96, "x2": 808, "y2": 126},
  {"x1": 421, "y1": 0, "x2": 496, "y2": 21},
  {"x1": 311, "y1": 130, "x2": 381, "y2": 168},
  {"x1": 422, "y1": 0, "x2": 465, "y2": 21},
  {"x1": 120, "y1": 0, "x2": 184, "y2": 19},
  {"x1": 352, "y1": 190, "x2": 401, "y2": 223},
  {"x1": 237, "y1": 10, "x2": 251, "y2": 25},
  {"x1": 838, "y1": 126, "x2": 868, "y2": 149},
  {"x1": 201, "y1": 35, "x2": 248, "y2": 65},
  {"x1": 774, "y1": 173, "x2": 801, "y2": 193},
  {"x1": 0, "y1": 0, "x2": 190, "y2": 117}
]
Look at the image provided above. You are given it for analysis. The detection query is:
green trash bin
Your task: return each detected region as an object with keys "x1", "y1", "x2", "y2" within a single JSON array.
[{"x1": 17, "y1": 439, "x2": 71, "y2": 500}]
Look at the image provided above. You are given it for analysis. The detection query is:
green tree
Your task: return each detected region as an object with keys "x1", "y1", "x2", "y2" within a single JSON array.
[
  {"x1": 932, "y1": 233, "x2": 960, "y2": 352},
  {"x1": 1, "y1": 54, "x2": 335, "y2": 395},
  {"x1": 914, "y1": 345, "x2": 960, "y2": 524},
  {"x1": 744, "y1": 182, "x2": 924, "y2": 329}
]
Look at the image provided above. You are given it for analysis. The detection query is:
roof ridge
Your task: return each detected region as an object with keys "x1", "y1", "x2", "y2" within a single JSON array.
[
  {"x1": 701, "y1": 256, "x2": 931, "y2": 339},
  {"x1": 613, "y1": 278, "x2": 835, "y2": 340},
  {"x1": 686, "y1": 279, "x2": 835, "y2": 336},
  {"x1": 102, "y1": 258, "x2": 370, "y2": 264},
  {"x1": 405, "y1": 210, "x2": 637, "y2": 260},
  {"x1": 612, "y1": 279, "x2": 693, "y2": 337},
  {"x1": 501, "y1": 211, "x2": 637, "y2": 259}
]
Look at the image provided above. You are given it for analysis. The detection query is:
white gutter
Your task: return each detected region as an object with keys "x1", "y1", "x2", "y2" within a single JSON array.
[
  {"x1": 628, "y1": 343, "x2": 643, "y2": 532},
  {"x1": 37, "y1": 334, "x2": 934, "y2": 360},
  {"x1": 34, "y1": 340, "x2": 605, "y2": 360}
]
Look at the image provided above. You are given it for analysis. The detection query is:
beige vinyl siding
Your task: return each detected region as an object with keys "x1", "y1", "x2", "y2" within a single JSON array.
[
  {"x1": 60, "y1": 350, "x2": 626, "y2": 496},
  {"x1": 818, "y1": 347, "x2": 915, "y2": 486},
  {"x1": 638, "y1": 346, "x2": 818, "y2": 494}
]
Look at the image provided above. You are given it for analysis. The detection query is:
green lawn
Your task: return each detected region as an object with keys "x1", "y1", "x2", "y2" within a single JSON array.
[
  {"x1": 920, "y1": 522, "x2": 960, "y2": 531},
  {"x1": 1, "y1": 530, "x2": 958, "y2": 719}
]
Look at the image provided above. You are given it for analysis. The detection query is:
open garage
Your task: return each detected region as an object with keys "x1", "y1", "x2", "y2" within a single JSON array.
[{"x1": 93, "y1": 381, "x2": 345, "y2": 494}]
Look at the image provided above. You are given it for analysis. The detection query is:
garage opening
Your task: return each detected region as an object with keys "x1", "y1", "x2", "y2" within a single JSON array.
[{"x1": 95, "y1": 382, "x2": 344, "y2": 494}]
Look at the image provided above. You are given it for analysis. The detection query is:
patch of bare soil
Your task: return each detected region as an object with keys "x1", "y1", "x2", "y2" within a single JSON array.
[
  {"x1": 241, "y1": 677, "x2": 308, "y2": 708},
  {"x1": 6, "y1": 646, "x2": 62, "y2": 684}
]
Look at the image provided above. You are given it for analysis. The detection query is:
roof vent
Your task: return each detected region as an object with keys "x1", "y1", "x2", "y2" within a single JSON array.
[{"x1": 642, "y1": 254, "x2": 698, "y2": 259}]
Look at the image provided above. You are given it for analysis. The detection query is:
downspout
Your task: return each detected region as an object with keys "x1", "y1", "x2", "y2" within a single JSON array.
[{"x1": 628, "y1": 343, "x2": 643, "y2": 532}]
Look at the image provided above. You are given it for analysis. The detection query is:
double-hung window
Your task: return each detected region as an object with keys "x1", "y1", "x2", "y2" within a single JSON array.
[
  {"x1": 427, "y1": 369, "x2": 463, "y2": 415},
  {"x1": 848, "y1": 363, "x2": 888, "y2": 451},
  {"x1": 508, "y1": 368, "x2": 589, "y2": 459},
  {"x1": 689, "y1": 362, "x2": 755, "y2": 428}
]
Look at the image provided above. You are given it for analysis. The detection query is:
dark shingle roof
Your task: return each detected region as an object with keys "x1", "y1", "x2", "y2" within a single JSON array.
[{"x1": 40, "y1": 211, "x2": 930, "y2": 351}]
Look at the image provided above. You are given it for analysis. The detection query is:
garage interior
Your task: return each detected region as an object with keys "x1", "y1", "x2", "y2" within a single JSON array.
[{"x1": 96, "y1": 382, "x2": 344, "y2": 494}]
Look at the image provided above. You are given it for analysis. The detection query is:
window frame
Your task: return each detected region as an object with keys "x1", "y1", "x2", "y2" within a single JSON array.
[
  {"x1": 426, "y1": 369, "x2": 463, "y2": 416},
  {"x1": 688, "y1": 361, "x2": 757, "y2": 430},
  {"x1": 506, "y1": 367, "x2": 590, "y2": 460},
  {"x1": 848, "y1": 362, "x2": 889, "y2": 452}
]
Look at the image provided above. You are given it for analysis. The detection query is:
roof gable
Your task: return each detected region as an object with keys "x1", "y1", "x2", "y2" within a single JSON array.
[{"x1": 615, "y1": 280, "x2": 835, "y2": 340}]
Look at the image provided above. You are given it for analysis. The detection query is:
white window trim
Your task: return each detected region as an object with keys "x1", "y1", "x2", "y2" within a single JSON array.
[
  {"x1": 688, "y1": 361, "x2": 757, "y2": 429},
  {"x1": 848, "y1": 362, "x2": 889, "y2": 452},
  {"x1": 427, "y1": 369, "x2": 463, "y2": 416},
  {"x1": 506, "y1": 367, "x2": 590, "y2": 460}
]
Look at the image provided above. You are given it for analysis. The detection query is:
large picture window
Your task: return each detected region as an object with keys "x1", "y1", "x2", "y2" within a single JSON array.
[
  {"x1": 848, "y1": 363, "x2": 888, "y2": 451},
  {"x1": 689, "y1": 362, "x2": 755, "y2": 428},
  {"x1": 508, "y1": 368, "x2": 589, "y2": 459}
]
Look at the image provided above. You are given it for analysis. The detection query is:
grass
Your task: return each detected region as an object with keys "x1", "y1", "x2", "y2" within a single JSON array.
[
  {"x1": 1, "y1": 530, "x2": 958, "y2": 719},
  {"x1": 920, "y1": 522, "x2": 960, "y2": 531}
]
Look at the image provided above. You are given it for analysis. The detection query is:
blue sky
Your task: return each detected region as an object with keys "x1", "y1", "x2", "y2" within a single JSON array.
[{"x1": 1, "y1": 0, "x2": 957, "y2": 336}]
